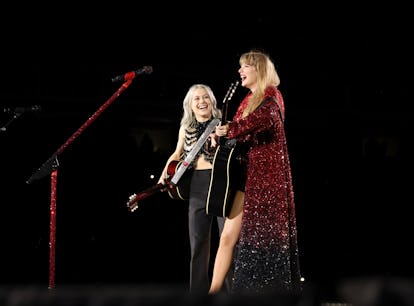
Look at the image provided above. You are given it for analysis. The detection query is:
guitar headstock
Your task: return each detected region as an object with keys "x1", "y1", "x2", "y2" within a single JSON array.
[
  {"x1": 228, "y1": 81, "x2": 239, "y2": 101},
  {"x1": 126, "y1": 183, "x2": 167, "y2": 213},
  {"x1": 127, "y1": 193, "x2": 138, "y2": 212},
  {"x1": 221, "y1": 81, "x2": 239, "y2": 123},
  {"x1": 222, "y1": 81, "x2": 239, "y2": 104}
]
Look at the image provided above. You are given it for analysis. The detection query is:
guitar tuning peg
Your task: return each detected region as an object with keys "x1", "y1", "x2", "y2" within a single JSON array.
[
  {"x1": 127, "y1": 194, "x2": 138, "y2": 212},
  {"x1": 129, "y1": 194, "x2": 136, "y2": 200},
  {"x1": 130, "y1": 205, "x2": 138, "y2": 212},
  {"x1": 128, "y1": 194, "x2": 136, "y2": 201}
]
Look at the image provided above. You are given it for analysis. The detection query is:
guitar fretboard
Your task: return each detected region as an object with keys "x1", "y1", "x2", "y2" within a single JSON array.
[{"x1": 170, "y1": 118, "x2": 220, "y2": 185}]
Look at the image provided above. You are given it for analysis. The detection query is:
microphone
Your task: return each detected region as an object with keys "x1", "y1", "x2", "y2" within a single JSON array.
[
  {"x1": 111, "y1": 66, "x2": 153, "y2": 82},
  {"x1": 3, "y1": 105, "x2": 42, "y2": 113}
]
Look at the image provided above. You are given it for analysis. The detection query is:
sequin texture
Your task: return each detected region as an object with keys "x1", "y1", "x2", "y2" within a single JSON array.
[{"x1": 227, "y1": 87, "x2": 302, "y2": 294}]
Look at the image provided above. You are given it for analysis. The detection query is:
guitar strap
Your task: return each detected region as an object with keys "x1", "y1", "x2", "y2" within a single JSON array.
[
  {"x1": 274, "y1": 91, "x2": 285, "y2": 122},
  {"x1": 258, "y1": 96, "x2": 285, "y2": 123},
  {"x1": 170, "y1": 118, "x2": 220, "y2": 186},
  {"x1": 164, "y1": 118, "x2": 221, "y2": 201}
]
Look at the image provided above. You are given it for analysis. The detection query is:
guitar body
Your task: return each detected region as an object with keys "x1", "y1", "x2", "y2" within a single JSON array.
[
  {"x1": 206, "y1": 140, "x2": 239, "y2": 217},
  {"x1": 205, "y1": 81, "x2": 240, "y2": 218},
  {"x1": 166, "y1": 160, "x2": 192, "y2": 201}
]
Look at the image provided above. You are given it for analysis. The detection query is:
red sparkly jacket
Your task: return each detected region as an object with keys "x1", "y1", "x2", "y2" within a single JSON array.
[
  {"x1": 227, "y1": 86, "x2": 301, "y2": 292},
  {"x1": 227, "y1": 86, "x2": 296, "y2": 242}
]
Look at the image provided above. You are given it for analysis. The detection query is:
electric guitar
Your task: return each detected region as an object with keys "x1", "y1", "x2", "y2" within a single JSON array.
[
  {"x1": 126, "y1": 118, "x2": 220, "y2": 212},
  {"x1": 206, "y1": 81, "x2": 239, "y2": 217}
]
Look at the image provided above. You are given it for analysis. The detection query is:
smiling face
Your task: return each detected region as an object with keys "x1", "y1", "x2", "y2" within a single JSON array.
[
  {"x1": 238, "y1": 62, "x2": 258, "y2": 92},
  {"x1": 190, "y1": 87, "x2": 212, "y2": 122}
]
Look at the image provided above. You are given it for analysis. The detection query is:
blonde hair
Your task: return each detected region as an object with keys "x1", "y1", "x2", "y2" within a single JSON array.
[
  {"x1": 239, "y1": 50, "x2": 280, "y2": 115},
  {"x1": 180, "y1": 84, "x2": 221, "y2": 128}
]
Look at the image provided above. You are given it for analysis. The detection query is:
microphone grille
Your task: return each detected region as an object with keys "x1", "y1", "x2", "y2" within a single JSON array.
[{"x1": 143, "y1": 66, "x2": 153, "y2": 74}]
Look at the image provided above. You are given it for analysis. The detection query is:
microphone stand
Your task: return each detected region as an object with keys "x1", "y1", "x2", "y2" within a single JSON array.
[{"x1": 26, "y1": 79, "x2": 135, "y2": 289}]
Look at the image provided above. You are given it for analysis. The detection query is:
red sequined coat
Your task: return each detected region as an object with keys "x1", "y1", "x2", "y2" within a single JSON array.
[{"x1": 227, "y1": 86, "x2": 302, "y2": 294}]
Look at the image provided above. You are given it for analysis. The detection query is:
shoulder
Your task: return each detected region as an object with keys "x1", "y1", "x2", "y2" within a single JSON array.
[{"x1": 178, "y1": 125, "x2": 187, "y2": 137}]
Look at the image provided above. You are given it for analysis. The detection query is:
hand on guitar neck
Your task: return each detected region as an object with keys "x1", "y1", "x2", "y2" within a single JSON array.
[{"x1": 216, "y1": 81, "x2": 238, "y2": 145}]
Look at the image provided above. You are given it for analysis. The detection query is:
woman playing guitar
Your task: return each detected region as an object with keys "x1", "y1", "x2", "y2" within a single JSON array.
[
  {"x1": 157, "y1": 84, "x2": 233, "y2": 294},
  {"x1": 209, "y1": 50, "x2": 302, "y2": 295}
]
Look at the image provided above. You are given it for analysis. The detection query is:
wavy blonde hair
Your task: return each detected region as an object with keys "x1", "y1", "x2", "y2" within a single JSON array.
[
  {"x1": 180, "y1": 84, "x2": 221, "y2": 128},
  {"x1": 240, "y1": 50, "x2": 280, "y2": 115}
]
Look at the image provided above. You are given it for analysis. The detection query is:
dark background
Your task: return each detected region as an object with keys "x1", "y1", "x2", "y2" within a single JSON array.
[{"x1": 1, "y1": 2, "x2": 413, "y2": 299}]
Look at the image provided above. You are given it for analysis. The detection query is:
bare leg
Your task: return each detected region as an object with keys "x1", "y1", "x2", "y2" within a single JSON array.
[{"x1": 209, "y1": 191, "x2": 244, "y2": 294}]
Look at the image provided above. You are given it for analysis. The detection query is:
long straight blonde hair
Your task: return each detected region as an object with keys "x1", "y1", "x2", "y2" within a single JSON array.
[{"x1": 240, "y1": 50, "x2": 280, "y2": 116}]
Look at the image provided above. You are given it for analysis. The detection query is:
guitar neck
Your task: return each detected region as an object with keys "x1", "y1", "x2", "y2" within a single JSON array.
[
  {"x1": 127, "y1": 183, "x2": 165, "y2": 211},
  {"x1": 221, "y1": 81, "x2": 239, "y2": 124},
  {"x1": 170, "y1": 118, "x2": 220, "y2": 185},
  {"x1": 221, "y1": 98, "x2": 229, "y2": 124},
  {"x1": 219, "y1": 81, "x2": 239, "y2": 145}
]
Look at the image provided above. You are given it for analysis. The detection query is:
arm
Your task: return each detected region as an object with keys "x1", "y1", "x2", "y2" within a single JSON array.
[
  {"x1": 215, "y1": 100, "x2": 279, "y2": 139},
  {"x1": 227, "y1": 100, "x2": 280, "y2": 139},
  {"x1": 158, "y1": 126, "x2": 185, "y2": 185}
]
